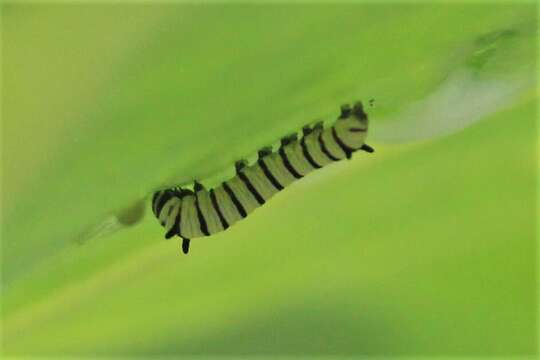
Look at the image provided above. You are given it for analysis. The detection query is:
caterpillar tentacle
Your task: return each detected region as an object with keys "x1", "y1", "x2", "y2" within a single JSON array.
[
  {"x1": 235, "y1": 160, "x2": 248, "y2": 173},
  {"x1": 194, "y1": 181, "x2": 205, "y2": 192},
  {"x1": 182, "y1": 239, "x2": 190, "y2": 254},
  {"x1": 152, "y1": 102, "x2": 373, "y2": 254}
]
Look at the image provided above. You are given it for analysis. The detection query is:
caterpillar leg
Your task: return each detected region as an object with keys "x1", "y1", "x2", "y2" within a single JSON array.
[
  {"x1": 280, "y1": 133, "x2": 298, "y2": 146},
  {"x1": 235, "y1": 160, "x2": 248, "y2": 173},
  {"x1": 181, "y1": 238, "x2": 191, "y2": 254},
  {"x1": 194, "y1": 180, "x2": 205, "y2": 192},
  {"x1": 360, "y1": 144, "x2": 375, "y2": 153},
  {"x1": 313, "y1": 121, "x2": 324, "y2": 131},
  {"x1": 258, "y1": 146, "x2": 273, "y2": 159},
  {"x1": 339, "y1": 104, "x2": 352, "y2": 118}
]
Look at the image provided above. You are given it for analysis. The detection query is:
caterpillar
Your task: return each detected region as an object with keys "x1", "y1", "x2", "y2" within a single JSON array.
[{"x1": 152, "y1": 101, "x2": 374, "y2": 254}]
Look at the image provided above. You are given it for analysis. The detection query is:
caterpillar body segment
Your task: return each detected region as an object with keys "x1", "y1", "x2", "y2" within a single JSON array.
[{"x1": 152, "y1": 101, "x2": 373, "y2": 254}]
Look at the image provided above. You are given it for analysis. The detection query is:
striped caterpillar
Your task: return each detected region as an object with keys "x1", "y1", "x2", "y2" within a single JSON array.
[{"x1": 152, "y1": 101, "x2": 374, "y2": 254}]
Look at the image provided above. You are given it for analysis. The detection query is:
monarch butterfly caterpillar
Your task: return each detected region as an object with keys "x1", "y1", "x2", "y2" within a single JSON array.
[{"x1": 152, "y1": 101, "x2": 374, "y2": 254}]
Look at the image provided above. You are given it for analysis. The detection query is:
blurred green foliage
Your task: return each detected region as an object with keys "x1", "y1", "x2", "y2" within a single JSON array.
[{"x1": 1, "y1": 2, "x2": 537, "y2": 357}]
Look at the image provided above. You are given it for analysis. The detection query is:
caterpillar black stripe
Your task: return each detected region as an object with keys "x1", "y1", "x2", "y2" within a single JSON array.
[{"x1": 152, "y1": 101, "x2": 374, "y2": 254}]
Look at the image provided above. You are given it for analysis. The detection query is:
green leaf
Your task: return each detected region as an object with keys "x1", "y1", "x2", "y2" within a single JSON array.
[{"x1": 2, "y1": 2, "x2": 536, "y2": 356}]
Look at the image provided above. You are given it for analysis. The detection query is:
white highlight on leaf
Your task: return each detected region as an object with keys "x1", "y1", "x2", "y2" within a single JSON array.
[{"x1": 371, "y1": 70, "x2": 533, "y2": 143}]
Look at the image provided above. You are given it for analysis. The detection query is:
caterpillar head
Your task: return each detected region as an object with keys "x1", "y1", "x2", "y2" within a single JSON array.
[{"x1": 335, "y1": 101, "x2": 370, "y2": 149}]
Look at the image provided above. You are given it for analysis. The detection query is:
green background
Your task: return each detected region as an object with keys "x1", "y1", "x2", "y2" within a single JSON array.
[{"x1": 1, "y1": 2, "x2": 537, "y2": 357}]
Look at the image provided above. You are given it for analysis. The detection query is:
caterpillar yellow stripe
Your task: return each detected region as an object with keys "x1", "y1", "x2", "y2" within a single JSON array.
[{"x1": 152, "y1": 101, "x2": 374, "y2": 254}]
